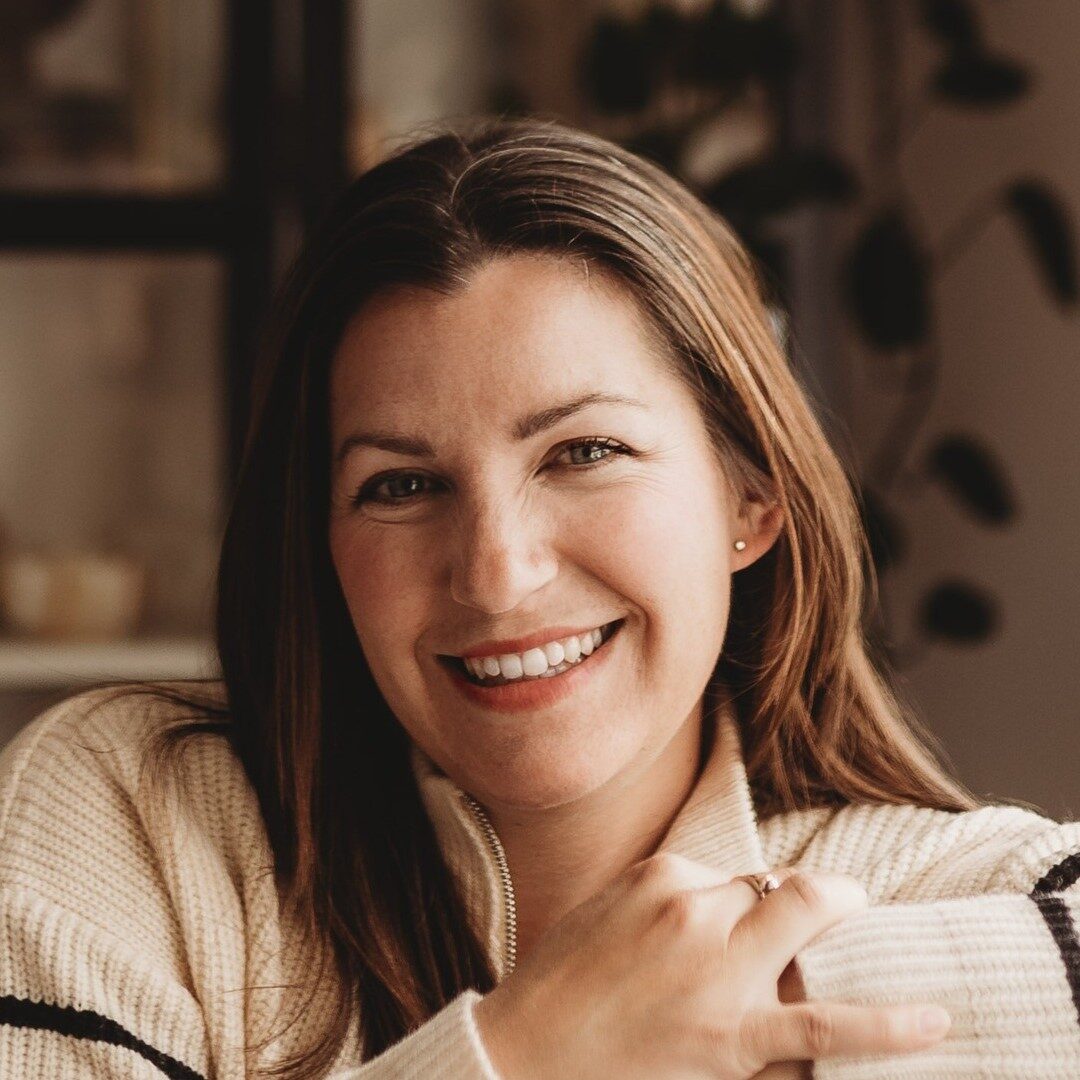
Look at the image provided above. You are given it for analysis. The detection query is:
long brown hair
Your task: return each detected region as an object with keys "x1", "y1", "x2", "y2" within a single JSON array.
[{"x1": 96, "y1": 115, "x2": 980, "y2": 1076}]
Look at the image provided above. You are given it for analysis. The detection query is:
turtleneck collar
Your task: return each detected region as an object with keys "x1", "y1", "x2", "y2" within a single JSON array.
[{"x1": 409, "y1": 694, "x2": 768, "y2": 979}]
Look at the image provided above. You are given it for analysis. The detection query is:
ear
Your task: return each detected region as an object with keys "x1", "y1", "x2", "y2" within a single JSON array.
[{"x1": 730, "y1": 490, "x2": 784, "y2": 572}]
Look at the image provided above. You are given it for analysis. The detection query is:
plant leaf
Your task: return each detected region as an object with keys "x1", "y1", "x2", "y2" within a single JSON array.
[
  {"x1": 686, "y1": 6, "x2": 797, "y2": 90},
  {"x1": 920, "y1": 581, "x2": 999, "y2": 643},
  {"x1": 932, "y1": 51, "x2": 1030, "y2": 106},
  {"x1": 925, "y1": 434, "x2": 1017, "y2": 524},
  {"x1": 843, "y1": 208, "x2": 931, "y2": 350},
  {"x1": 580, "y1": 16, "x2": 654, "y2": 113},
  {"x1": 1005, "y1": 181, "x2": 1078, "y2": 304},
  {"x1": 919, "y1": 0, "x2": 980, "y2": 50},
  {"x1": 706, "y1": 148, "x2": 858, "y2": 219},
  {"x1": 859, "y1": 486, "x2": 908, "y2": 574}
]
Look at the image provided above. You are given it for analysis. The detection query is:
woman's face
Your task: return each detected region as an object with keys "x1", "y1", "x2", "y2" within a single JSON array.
[{"x1": 328, "y1": 253, "x2": 776, "y2": 810}]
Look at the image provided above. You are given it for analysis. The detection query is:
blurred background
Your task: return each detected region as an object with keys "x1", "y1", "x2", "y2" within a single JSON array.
[{"x1": 0, "y1": 0, "x2": 1076, "y2": 818}]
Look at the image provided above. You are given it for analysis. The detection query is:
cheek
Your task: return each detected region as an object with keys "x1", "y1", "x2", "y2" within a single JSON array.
[
  {"x1": 592, "y1": 476, "x2": 732, "y2": 655},
  {"x1": 329, "y1": 527, "x2": 429, "y2": 656}
]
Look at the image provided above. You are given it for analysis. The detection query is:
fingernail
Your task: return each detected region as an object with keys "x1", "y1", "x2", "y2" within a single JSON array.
[{"x1": 918, "y1": 1007, "x2": 951, "y2": 1036}]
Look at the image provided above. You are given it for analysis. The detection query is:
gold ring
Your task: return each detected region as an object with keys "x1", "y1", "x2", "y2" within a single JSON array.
[{"x1": 733, "y1": 871, "x2": 781, "y2": 901}]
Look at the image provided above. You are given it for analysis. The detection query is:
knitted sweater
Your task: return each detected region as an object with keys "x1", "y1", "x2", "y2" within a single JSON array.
[{"x1": 0, "y1": 685, "x2": 1077, "y2": 1079}]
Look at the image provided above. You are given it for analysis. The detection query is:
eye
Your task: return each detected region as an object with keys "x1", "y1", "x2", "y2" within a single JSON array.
[
  {"x1": 558, "y1": 436, "x2": 631, "y2": 469},
  {"x1": 350, "y1": 436, "x2": 633, "y2": 508},
  {"x1": 351, "y1": 472, "x2": 435, "y2": 507}
]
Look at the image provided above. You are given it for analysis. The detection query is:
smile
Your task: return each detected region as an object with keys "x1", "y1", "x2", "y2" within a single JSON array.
[
  {"x1": 449, "y1": 619, "x2": 623, "y2": 686},
  {"x1": 436, "y1": 619, "x2": 626, "y2": 712}
]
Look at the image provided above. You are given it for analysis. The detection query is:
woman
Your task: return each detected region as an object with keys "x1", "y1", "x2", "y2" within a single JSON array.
[{"x1": 0, "y1": 117, "x2": 1076, "y2": 1079}]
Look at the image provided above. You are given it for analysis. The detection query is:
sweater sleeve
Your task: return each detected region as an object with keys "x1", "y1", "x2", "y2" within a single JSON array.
[
  {"x1": 0, "y1": 696, "x2": 215, "y2": 1079},
  {"x1": 0, "y1": 889, "x2": 501, "y2": 1080},
  {"x1": 0, "y1": 882, "x2": 212, "y2": 1078},
  {"x1": 790, "y1": 804, "x2": 1080, "y2": 1078},
  {"x1": 326, "y1": 991, "x2": 501, "y2": 1079},
  {"x1": 0, "y1": 691, "x2": 504, "y2": 1080}
]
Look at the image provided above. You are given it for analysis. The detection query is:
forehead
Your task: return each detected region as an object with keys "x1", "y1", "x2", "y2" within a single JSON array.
[{"x1": 328, "y1": 254, "x2": 675, "y2": 422}]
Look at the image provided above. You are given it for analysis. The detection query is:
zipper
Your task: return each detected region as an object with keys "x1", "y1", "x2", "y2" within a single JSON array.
[{"x1": 460, "y1": 792, "x2": 518, "y2": 976}]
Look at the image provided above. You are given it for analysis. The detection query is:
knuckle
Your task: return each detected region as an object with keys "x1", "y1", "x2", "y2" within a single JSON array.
[
  {"x1": 628, "y1": 851, "x2": 685, "y2": 889},
  {"x1": 697, "y1": 1018, "x2": 751, "y2": 1075},
  {"x1": 652, "y1": 888, "x2": 704, "y2": 934},
  {"x1": 784, "y1": 871, "x2": 828, "y2": 915},
  {"x1": 798, "y1": 1005, "x2": 836, "y2": 1057},
  {"x1": 878, "y1": 1008, "x2": 911, "y2": 1046},
  {"x1": 733, "y1": 1011, "x2": 771, "y2": 1070}
]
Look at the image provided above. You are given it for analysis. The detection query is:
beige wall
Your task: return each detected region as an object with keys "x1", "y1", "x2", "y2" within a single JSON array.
[{"x1": 825, "y1": 0, "x2": 1080, "y2": 819}]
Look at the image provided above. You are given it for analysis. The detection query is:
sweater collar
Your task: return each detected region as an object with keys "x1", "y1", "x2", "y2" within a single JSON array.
[{"x1": 409, "y1": 694, "x2": 768, "y2": 978}]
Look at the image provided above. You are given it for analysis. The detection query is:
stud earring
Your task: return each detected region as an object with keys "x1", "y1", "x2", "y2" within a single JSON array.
[{"x1": 733, "y1": 539, "x2": 747, "y2": 552}]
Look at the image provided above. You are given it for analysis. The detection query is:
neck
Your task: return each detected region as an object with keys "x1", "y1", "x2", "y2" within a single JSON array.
[{"x1": 486, "y1": 709, "x2": 711, "y2": 965}]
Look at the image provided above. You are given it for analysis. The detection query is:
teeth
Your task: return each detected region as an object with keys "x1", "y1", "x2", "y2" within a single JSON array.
[
  {"x1": 521, "y1": 648, "x2": 549, "y2": 677},
  {"x1": 462, "y1": 623, "x2": 614, "y2": 683}
]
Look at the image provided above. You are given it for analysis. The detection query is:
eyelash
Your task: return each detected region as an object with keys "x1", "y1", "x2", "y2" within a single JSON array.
[{"x1": 351, "y1": 437, "x2": 633, "y2": 508}]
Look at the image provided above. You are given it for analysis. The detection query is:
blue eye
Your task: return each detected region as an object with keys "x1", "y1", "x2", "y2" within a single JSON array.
[{"x1": 350, "y1": 437, "x2": 632, "y2": 508}]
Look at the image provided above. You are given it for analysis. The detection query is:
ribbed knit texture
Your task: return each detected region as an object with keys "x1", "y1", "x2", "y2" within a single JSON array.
[{"x1": 0, "y1": 684, "x2": 1077, "y2": 1077}]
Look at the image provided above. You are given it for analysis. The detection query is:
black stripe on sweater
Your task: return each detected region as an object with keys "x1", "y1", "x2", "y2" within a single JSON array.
[
  {"x1": 1030, "y1": 852, "x2": 1080, "y2": 1026},
  {"x1": 0, "y1": 995, "x2": 206, "y2": 1080},
  {"x1": 1033, "y1": 851, "x2": 1080, "y2": 895}
]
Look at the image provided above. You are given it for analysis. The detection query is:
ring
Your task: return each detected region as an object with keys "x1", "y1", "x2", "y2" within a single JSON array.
[{"x1": 733, "y1": 871, "x2": 781, "y2": 901}]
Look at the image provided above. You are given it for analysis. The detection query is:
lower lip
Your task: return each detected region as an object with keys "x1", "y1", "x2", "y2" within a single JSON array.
[{"x1": 439, "y1": 621, "x2": 624, "y2": 714}]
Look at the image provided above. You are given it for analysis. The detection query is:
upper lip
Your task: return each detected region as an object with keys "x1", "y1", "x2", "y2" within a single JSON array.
[{"x1": 442, "y1": 620, "x2": 620, "y2": 659}]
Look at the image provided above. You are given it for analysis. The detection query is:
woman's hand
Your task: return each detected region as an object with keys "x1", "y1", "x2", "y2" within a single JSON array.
[
  {"x1": 473, "y1": 854, "x2": 950, "y2": 1080},
  {"x1": 745, "y1": 961, "x2": 812, "y2": 1080}
]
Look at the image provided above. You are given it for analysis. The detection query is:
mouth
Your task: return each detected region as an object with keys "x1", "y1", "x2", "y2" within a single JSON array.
[{"x1": 437, "y1": 618, "x2": 626, "y2": 686}]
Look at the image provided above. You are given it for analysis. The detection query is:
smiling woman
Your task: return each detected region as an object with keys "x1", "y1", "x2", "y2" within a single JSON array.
[{"x1": 0, "y1": 116, "x2": 1077, "y2": 1080}]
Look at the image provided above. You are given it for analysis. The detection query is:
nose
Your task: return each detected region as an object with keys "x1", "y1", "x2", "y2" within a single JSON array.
[{"x1": 448, "y1": 490, "x2": 559, "y2": 614}]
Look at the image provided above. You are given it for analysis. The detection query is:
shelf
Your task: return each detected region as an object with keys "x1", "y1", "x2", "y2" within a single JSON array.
[
  {"x1": 0, "y1": 193, "x2": 237, "y2": 250},
  {"x1": 0, "y1": 637, "x2": 220, "y2": 691}
]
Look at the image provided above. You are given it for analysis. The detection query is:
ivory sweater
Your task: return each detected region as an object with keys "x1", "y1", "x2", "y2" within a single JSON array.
[{"x1": 0, "y1": 684, "x2": 1077, "y2": 1078}]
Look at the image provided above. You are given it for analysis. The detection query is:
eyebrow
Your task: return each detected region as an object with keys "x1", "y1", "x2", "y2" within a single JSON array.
[{"x1": 334, "y1": 391, "x2": 651, "y2": 464}]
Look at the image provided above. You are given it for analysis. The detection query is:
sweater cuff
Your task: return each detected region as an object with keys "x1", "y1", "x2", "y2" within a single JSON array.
[
  {"x1": 331, "y1": 989, "x2": 501, "y2": 1079},
  {"x1": 794, "y1": 894, "x2": 1080, "y2": 1079}
]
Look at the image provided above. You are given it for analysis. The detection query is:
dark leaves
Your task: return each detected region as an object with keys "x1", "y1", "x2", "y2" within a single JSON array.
[
  {"x1": 581, "y1": 17, "x2": 654, "y2": 113},
  {"x1": 919, "y1": 0, "x2": 980, "y2": 50},
  {"x1": 686, "y1": 6, "x2": 798, "y2": 90},
  {"x1": 933, "y1": 52, "x2": 1030, "y2": 106},
  {"x1": 580, "y1": 4, "x2": 796, "y2": 113},
  {"x1": 858, "y1": 487, "x2": 908, "y2": 574},
  {"x1": 920, "y1": 581, "x2": 999, "y2": 642},
  {"x1": 705, "y1": 148, "x2": 858, "y2": 219},
  {"x1": 925, "y1": 434, "x2": 1016, "y2": 524},
  {"x1": 1005, "y1": 181, "x2": 1078, "y2": 304},
  {"x1": 844, "y1": 209, "x2": 931, "y2": 349}
]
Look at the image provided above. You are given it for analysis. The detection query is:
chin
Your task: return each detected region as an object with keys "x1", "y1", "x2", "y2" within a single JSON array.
[{"x1": 460, "y1": 726, "x2": 638, "y2": 811}]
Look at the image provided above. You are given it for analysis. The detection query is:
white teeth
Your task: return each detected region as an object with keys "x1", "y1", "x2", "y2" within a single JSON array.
[
  {"x1": 461, "y1": 623, "x2": 616, "y2": 683},
  {"x1": 521, "y1": 648, "x2": 550, "y2": 677},
  {"x1": 498, "y1": 653, "x2": 524, "y2": 679},
  {"x1": 543, "y1": 641, "x2": 565, "y2": 666}
]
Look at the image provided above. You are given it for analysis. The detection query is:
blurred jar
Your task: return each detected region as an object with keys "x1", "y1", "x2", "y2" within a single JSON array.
[{"x1": 0, "y1": 551, "x2": 145, "y2": 641}]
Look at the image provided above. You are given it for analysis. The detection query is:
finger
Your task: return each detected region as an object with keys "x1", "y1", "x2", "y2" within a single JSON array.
[
  {"x1": 726, "y1": 866, "x2": 803, "y2": 906},
  {"x1": 696, "y1": 866, "x2": 804, "y2": 939},
  {"x1": 745, "y1": 1001, "x2": 952, "y2": 1065},
  {"x1": 729, "y1": 871, "x2": 868, "y2": 980}
]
